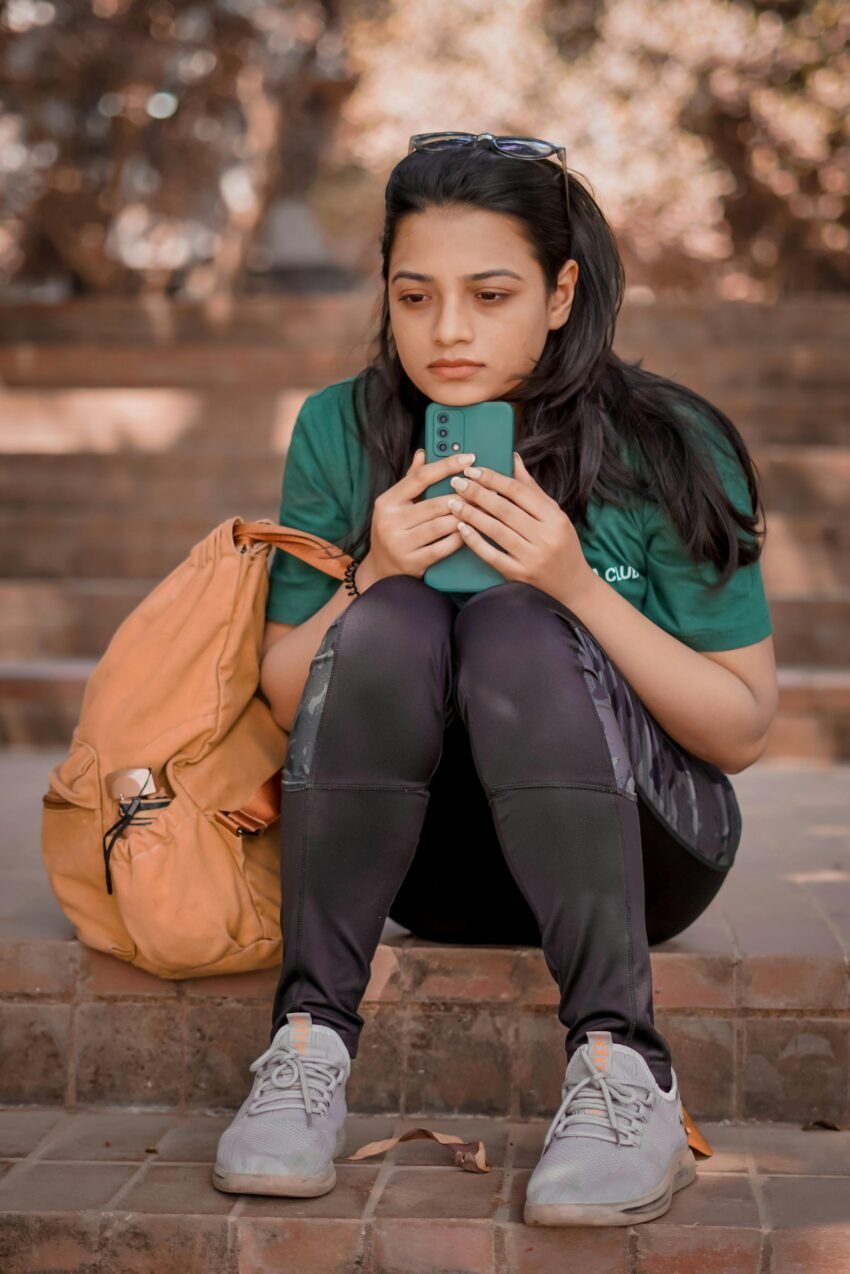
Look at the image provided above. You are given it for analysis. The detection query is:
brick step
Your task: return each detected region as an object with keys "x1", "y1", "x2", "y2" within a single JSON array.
[
  {"x1": 714, "y1": 391, "x2": 850, "y2": 444},
  {"x1": 0, "y1": 343, "x2": 367, "y2": 389},
  {"x1": 1, "y1": 925, "x2": 848, "y2": 1125},
  {"x1": 4, "y1": 339, "x2": 850, "y2": 391},
  {"x1": 1, "y1": 1110, "x2": 847, "y2": 1274},
  {"x1": 762, "y1": 667, "x2": 850, "y2": 761},
  {"x1": 1, "y1": 581, "x2": 848, "y2": 667},
  {"x1": 0, "y1": 387, "x2": 305, "y2": 455},
  {"x1": 759, "y1": 513, "x2": 850, "y2": 593},
  {"x1": 4, "y1": 294, "x2": 850, "y2": 344},
  {"x1": 2, "y1": 387, "x2": 850, "y2": 456},
  {"x1": 3, "y1": 444, "x2": 848, "y2": 514},
  {"x1": 0, "y1": 294, "x2": 375, "y2": 345},
  {"x1": 0, "y1": 510, "x2": 848, "y2": 587},
  {"x1": 2, "y1": 660, "x2": 850, "y2": 755}
]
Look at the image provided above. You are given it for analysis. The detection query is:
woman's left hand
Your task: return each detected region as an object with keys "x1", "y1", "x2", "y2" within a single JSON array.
[{"x1": 446, "y1": 452, "x2": 597, "y2": 607}]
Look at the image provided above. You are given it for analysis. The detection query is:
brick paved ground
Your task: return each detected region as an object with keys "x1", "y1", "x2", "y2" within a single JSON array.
[{"x1": 1, "y1": 1109, "x2": 849, "y2": 1273}]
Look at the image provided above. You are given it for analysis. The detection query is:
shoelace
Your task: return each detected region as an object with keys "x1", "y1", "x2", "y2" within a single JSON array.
[
  {"x1": 247, "y1": 1043, "x2": 344, "y2": 1127},
  {"x1": 544, "y1": 1053, "x2": 654, "y2": 1151}
]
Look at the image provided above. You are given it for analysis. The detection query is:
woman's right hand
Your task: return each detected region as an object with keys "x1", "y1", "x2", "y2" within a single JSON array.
[{"x1": 358, "y1": 448, "x2": 477, "y2": 588}]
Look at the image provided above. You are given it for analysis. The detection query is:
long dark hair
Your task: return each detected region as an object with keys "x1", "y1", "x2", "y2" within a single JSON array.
[{"x1": 339, "y1": 144, "x2": 765, "y2": 588}]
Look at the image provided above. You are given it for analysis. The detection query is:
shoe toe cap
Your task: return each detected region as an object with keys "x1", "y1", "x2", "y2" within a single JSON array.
[
  {"x1": 526, "y1": 1161, "x2": 584, "y2": 1206},
  {"x1": 216, "y1": 1126, "x2": 336, "y2": 1178},
  {"x1": 526, "y1": 1143, "x2": 673, "y2": 1208}
]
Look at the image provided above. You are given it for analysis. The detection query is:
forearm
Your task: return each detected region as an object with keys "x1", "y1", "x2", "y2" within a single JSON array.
[
  {"x1": 560, "y1": 570, "x2": 767, "y2": 773},
  {"x1": 260, "y1": 554, "x2": 380, "y2": 733}
]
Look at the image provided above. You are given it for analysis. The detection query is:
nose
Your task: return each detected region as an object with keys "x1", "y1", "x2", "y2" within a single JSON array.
[{"x1": 432, "y1": 293, "x2": 475, "y2": 348}]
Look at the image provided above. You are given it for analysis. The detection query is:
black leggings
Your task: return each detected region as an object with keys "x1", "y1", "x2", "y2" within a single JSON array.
[{"x1": 270, "y1": 576, "x2": 742, "y2": 1090}]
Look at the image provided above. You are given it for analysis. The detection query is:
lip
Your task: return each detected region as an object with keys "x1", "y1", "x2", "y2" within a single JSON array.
[
  {"x1": 429, "y1": 359, "x2": 483, "y2": 367},
  {"x1": 429, "y1": 362, "x2": 483, "y2": 380}
]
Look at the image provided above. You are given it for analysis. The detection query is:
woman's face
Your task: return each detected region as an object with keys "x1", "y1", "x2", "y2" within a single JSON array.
[{"x1": 387, "y1": 204, "x2": 578, "y2": 416}]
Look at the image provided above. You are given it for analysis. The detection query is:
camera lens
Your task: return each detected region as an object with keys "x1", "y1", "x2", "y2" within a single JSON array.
[
  {"x1": 437, "y1": 427, "x2": 448, "y2": 437},
  {"x1": 437, "y1": 442, "x2": 447, "y2": 452},
  {"x1": 437, "y1": 412, "x2": 449, "y2": 424}
]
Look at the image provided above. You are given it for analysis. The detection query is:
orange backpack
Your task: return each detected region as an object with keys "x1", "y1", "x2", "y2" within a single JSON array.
[{"x1": 41, "y1": 517, "x2": 352, "y2": 979}]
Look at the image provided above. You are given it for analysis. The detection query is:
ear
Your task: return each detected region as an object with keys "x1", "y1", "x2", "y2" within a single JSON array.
[{"x1": 549, "y1": 258, "x2": 578, "y2": 330}]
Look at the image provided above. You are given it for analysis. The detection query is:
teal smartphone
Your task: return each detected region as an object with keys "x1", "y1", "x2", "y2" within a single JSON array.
[{"x1": 422, "y1": 399, "x2": 515, "y2": 594}]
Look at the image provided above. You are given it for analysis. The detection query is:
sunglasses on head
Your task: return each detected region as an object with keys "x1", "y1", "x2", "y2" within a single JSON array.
[{"x1": 407, "y1": 131, "x2": 570, "y2": 222}]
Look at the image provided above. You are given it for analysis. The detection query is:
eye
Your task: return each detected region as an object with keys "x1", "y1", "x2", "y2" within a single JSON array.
[{"x1": 398, "y1": 292, "x2": 509, "y2": 305}]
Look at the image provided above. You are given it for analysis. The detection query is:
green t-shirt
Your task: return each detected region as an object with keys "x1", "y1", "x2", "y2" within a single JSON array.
[{"x1": 265, "y1": 376, "x2": 773, "y2": 652}]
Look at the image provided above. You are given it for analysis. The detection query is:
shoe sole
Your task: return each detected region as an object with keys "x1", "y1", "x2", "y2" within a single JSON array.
[
  {"x1": 523, "y1": 1145, "x2": 697, "y2": 1227},
  {"x1": 212, "y1": 1125, "x2": 347, "y2": 1198}
]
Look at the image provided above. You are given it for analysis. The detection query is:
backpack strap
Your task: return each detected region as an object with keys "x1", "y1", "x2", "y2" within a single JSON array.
[
  {"x1": 211, "y1": 520, "x2": 353, "y2": 836},
  {"x1": 232, "y1": 518, "x2": 353, "y2": 579},
  {"x1": 214, "y1": 769, "x2": 282, "y2": 837}
]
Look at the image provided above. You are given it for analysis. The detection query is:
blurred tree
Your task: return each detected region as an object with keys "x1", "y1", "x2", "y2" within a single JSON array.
[
  {"x1": 1, "y1": 0, "x2": 847, "y2": 299},
  {"x1": 335, "y1": 0, "x2": 850, "y2": 299},
  {"x1": 0, "y1": 0, "x2": 358, "y2": 298}
]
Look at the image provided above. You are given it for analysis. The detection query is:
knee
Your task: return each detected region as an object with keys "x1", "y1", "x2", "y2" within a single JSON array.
[
  {"x1": 453, "y1": 580, "x2": 587, "y2": 673},
  {"x1": 346, "y1": 573, "x2": 454, "y2": 635},
  {"x1": 452, "y1": 580, "x2": 615, "y2": 726},
  {"x1": 456, "y1": 579, "x2": 549, "y2": 618},
  {"x1": 331, "y1": 573, "x2": 454, "y2": 683},
  {"x1": 455, "y1": 580, "x2": 583, "y2": 635}
]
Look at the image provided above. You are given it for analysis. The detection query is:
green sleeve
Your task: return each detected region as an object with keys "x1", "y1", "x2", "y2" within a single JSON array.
[
  {"x1": 265, "y1": 395, "x2": 352, "y2": 626},
  {"x1": 641, "y1": 419, "x2": 773, "y2": 652}
]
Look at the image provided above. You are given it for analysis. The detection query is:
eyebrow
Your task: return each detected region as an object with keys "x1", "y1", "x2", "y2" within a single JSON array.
[{"x1": 389, "y1": 268, "x2": 524, "y2": 284}]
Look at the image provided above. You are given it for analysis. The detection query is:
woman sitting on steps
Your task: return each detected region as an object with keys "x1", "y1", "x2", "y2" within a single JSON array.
[{"x1": 213, "y1": 131, "x2": 778, "y2": 1227}]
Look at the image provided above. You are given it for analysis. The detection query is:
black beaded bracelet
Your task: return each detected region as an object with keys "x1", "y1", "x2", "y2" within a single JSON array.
[{"x1": 343, "y1": 556, "x2": 362, "y2": 598}]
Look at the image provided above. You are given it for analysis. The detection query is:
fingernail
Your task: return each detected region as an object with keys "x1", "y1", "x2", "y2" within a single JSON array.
[
  {"x1": 451, "y1": 476, "x2": 468, "y2": 491},
  {"x1": 465, "y1": 466, "x2": 482, "y2": 478},
  {"x1": 458, "y1": 453, "x2": 476, "y2": 464}
]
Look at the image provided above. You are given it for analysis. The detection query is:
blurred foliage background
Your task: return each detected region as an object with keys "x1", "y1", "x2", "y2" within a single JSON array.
[{"x1": 1, "y1": 0, "x2": 848, "y2": 303}]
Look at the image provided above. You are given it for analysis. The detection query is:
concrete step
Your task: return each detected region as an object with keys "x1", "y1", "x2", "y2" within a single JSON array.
[
  {"x1": 3, "y1": 444, "x2": 849, "y2": 513},
  {"x1": 1, "y1": 581, "x2": 849, "y2": 668},
  {"x1": 2, "y1": 750, "x2": 849, "y2": 1128},
  {"x1": 1, "y1": 1109, "x2": 848, "y2": 1273},
  {"x1": 2, "y1": 661, "x2": 850, "y2": 756}
]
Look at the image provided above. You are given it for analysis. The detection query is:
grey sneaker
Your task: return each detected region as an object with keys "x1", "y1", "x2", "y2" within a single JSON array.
[
  {"x1": 524, "y1": 1030, "x2": 697, "y2": 1226},
  {"x1": 212, "y1": 1010, "x2": 351, "y2": 1197}
]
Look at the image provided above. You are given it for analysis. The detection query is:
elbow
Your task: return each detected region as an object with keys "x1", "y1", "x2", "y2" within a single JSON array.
[{"x1": 722, "y1": 731, "x2": 770, "y2": 775}]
